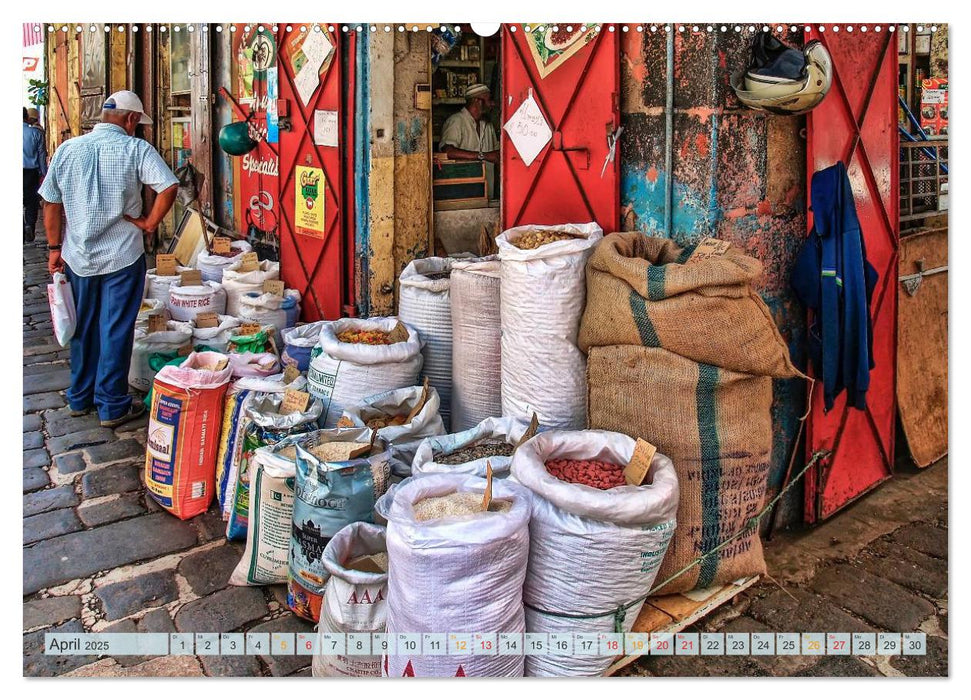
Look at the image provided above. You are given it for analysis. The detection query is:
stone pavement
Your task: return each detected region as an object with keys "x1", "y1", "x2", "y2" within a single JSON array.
[
  {"x1": 22, "y1": 234, "x2": 313, "y2": 678},
  {"x1": 22, "y1": 231, "x2": 948, "y2": 678}
]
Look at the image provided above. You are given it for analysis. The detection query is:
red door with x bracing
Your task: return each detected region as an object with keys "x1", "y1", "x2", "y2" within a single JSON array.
[
  {"x1": 275, "y1": 25, "x2": 345, "y2": 321},
  {"x1": 501, "y1": 24, "x2": 620, "y2": 231},
  {"x1": 804, "y1": 27, "x2": 899, "y2": 522}
]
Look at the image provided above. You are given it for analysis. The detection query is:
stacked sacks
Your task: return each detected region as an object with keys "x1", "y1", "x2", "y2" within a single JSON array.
[
  {"x1": 496, "y1": 223, "x2": 602, "y2": 429},
  {"x1": 578, "y1": 233, "x2": 804, "y2": 594},
  {"x1": 196, "y1": 239, "x2": 252, "y2": 283},
  {"x1": 398, "y1": 258, "x2": 454, "y2": 428},
  {"x1": 449, "y1": 257, "x2": 502, "y2": 432},
  {"x1": 222, "y1": 259, "x2": 281, "y2": 316},
  {"x1": 167, "y1": 281, "x2": 227, "y2": 322},
  {"x1": 384, "y1": 474, "x2": 531, "y2": 677},
  {"x1": 129, "y1": 320, "x2": 194, "y2": 392},
  {"x1": 308, "y1": 317, "x2": 424, "y2": 428},
  {"x1": 511, "y1": 429, "x2": 679, "y2": 676},
  {"x1": 281, "y1": 321, "x2": 326, "y2": 372}
]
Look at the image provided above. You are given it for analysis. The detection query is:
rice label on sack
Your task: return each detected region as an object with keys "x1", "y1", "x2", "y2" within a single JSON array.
[
  {"x1": 212, "y1": 236, "x2": 232, "y2": 254},
  {"x1": 685, "y1": 237, "x2": 731, "y2": 264},
  {"x1": 180, "y1": 269, "x2": 203, "y2": 287},
  {"x1": 156, "y1": 253, "x2": 177, "y2": 276},
  {"x1": 623, "y1": 438, "x2": 658, "y2": 486}
]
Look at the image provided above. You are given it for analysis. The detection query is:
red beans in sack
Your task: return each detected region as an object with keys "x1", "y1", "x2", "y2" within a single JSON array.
[{"x1": 544, "y1": 458, "x2": 626, "y2": 490}]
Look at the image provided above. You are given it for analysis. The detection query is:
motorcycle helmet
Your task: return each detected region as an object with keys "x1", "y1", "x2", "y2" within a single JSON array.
[{"x1": 731, "y1": 34, "x2": 833, "y2": 115}]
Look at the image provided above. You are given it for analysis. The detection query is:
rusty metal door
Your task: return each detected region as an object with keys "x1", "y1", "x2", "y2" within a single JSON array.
[
  {"x1": 804, "y1": 27, "x2": 899, "y2": 522},
  {"x1": 275, "y1": 25, "x2": 345, "y2": 321},
  {"x1": 501, "y1": 24, "x2": 620, "y2": 231}
]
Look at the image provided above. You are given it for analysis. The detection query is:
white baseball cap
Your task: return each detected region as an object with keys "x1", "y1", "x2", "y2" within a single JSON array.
[{"x1": 102, "y1": 90, "x2": 152, "y2": 125}]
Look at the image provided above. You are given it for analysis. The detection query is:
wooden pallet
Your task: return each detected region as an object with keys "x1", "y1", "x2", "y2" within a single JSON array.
[{"x1": 604, "y1": 576, "x2": 760, "y2": 676}]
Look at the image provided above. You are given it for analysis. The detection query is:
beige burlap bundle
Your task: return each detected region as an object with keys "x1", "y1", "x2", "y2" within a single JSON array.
[{"x1": 580, "y1": 233, "x2": 803, "y2": 595}]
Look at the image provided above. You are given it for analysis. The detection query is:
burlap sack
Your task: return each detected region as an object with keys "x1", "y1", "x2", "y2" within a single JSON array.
[{"x1": 580, "y1": 233, "x2": 803, "y2": 595}]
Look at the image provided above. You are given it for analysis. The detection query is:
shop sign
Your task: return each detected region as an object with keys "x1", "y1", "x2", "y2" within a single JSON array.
[{"x1": 294, "y1": 165, "x2": 326, "y2": 238}]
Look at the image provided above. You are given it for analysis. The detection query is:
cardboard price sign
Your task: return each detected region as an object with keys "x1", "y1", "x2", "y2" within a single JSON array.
[
  {"x1": 263, "y1": 279, "x2": 285, "y2": 297},
  {"x1": 237, "y1": 251, "x2": 260, "y2": 272},
  {"x1": 387, "y1": 321, "x2": 410, "y2": 344},
  {"x1": 516, "y1": 412, "x2": 540, "y2": 450},
  {"x1": 405, "y1": 377, "x2": 430, "y2": 424},
  {"x1": 623, "y1": 438, "x2": 658, "y2": 486},
  {"x1": 482, "y1": 461, "x2": 494, "y2": 511},
  {"x1": 238, "y1": 323, "x2": 262, "y2": 337},
  {"x1": 195, "y1": 312, "x2": 219, "y2": 329},
  {"x1": 180, "y1": 269, "x2": 203, "y2": 287},
  {"x1": 177, "y1": 341, "x2": 194, "y2": 357},
  {"x1": 148, "y1": 314, "x2": 168, "y2": 334},
  {"x1": 282, "y1": 363, "x2": 301, "y2": 385},
  {"x1": 280, "y1": 388, "x2": 311, "y2": 415},
  {"x1": 686, "y1": 237, "x2": 731, "y2": 264},
  {"x1": 212, "y1": 237, "x2": 232, "y2": 255},
  {"x1": 155, "y1": 254, "x2": 177, "y2": 277}
]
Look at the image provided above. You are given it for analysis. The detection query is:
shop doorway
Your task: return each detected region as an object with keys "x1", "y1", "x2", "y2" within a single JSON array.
[{"x1": 430, "y1": 25, "x2": 501, "y2": 255}]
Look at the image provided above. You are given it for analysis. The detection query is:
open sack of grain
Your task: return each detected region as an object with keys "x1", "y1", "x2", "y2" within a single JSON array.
[
  {"x1": 144, "y1": 265, "x2": 193, "y2": 301},
  {"x1": 449, "y1": 256, "x2": 502, "y2": 432},
  {"x1": 497, "y1": 222, "x2": 602, "y2": 429},
  {"x1": 337, "y1": 383, "x2": 445, "y2": 447},
  {"x1": 579, "y1": 233, "x2": 804, "y2": 595},
  {"x1": 129, "y1": 320, "x2": 194, "y2": 393},
  {"x1": 384, "y1": 473, "x2": 531, "y2": 677},
  {"x1": 221, "y1": 259, "x2": 281, "y2": 316},
  {"x1": 411, "y1": 415, "x2": 531, "y2": 479},
  {"x1": 196, "y1": 239, "x2": 252, "y2": 283},
  {"x1": 511, "y1": 429, "x2": 679, "y2": 677},
  {"x1": 308, "y1": 317, "x2": 424, "y2": 428}
]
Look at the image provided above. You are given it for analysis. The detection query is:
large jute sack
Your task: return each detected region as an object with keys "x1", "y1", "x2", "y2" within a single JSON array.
[
  {"x1": 307, "y1": 317, "x2": 424, "y2": 428},
  {"x1": 497, "y1": 223, "x2": 602, "y2": 429},
  {"x1": 511, "y1": 430, "x2": 679, "y2": 677},
  {"x1": 221, "y1": 260, "x2": 281, "y2": 316},
  {"x1": 579, "y1": 233, "x2": 803, "y2": 595},
  {"x1": 398, "y1": 258, "x2": 454, "y2": 428},
  {"x1": 129, "y1": 321, "x2": 194, "y2": 392},
  {"x1": 384, "y1": 474, "x2": 531, "y2": 677},
  {"x1": 449, "y1": 256, "x2": 501, "y2": 432},
  {"x1": 167, "y1": 282, "x2": 227, "y2": 323}
]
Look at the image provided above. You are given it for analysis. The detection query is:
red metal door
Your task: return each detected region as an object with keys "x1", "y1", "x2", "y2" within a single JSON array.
[
  {"x1": 501, "y1": 24, "x2": 620, "y2": 231},
  {"x1": 275, "y1": 25, "x2": 345, "y2": 321},
  {"x1": 804, "y1": 28, "x2": 899, "y2": 522}
]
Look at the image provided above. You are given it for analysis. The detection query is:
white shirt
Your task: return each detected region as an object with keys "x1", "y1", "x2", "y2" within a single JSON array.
[
  {"x1": 439, "y1": 108, "x2": 498, "y2": 199},
  {"x1": 39, "y1": 123, "x2": 178, "y2": 277}
]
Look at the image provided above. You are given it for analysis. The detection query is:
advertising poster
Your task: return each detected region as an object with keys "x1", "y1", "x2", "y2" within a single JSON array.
[{"x1": 294, "y1": 165, "x2": 325, "y2": 237}]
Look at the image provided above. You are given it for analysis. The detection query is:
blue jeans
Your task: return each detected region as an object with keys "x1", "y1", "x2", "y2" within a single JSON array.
[{"x1": 65, "y1": 255, "x2": 147, "y2": 421}]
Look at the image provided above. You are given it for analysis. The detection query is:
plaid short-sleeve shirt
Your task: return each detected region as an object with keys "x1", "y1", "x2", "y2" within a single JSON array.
[{"x1": 39, "y1": 123, "x2": 178, "y2": 277}]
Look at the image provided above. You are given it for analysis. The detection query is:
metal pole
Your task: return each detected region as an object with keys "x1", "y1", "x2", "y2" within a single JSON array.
[{"x1": 664, "y1": 25, "x2": 674, "y2": 237}]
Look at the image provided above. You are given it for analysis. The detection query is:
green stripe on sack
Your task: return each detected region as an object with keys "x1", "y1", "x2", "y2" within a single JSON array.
[
  {"x1": 628, "y1": 291, "x2": 661, "y2": 347},
  {"x1": 647, "y1": 265, "x2": 667, "y2": 301},
  {"x1": 675, "y1": 244, "x2": 697, "y2": 264},
  {"x1": 696, "y1": 363, "x2": 721, "y2": 589}
]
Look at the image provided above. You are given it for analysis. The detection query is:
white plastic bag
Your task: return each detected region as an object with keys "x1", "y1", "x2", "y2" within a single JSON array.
[
  {"x1": 129, "y1": 320, "x2": 194, "y2": 392},
  {"x1": 510, "y1": 429, "x2": 680, "y2": 677},
  {"x1": 192, "y1": 315, "x2": 242, "y2": 353},
  {"x1": 281, "y1": 321, "x2": 327, "y2": 372},
  {"x1": 412, "y1": 416, "x2": 529, "y2": 478},
  {"x1": 221, "y1": 260, "x2": 281, "y2": 316},
  {"x1": 449, "y1": 257, "x2": 501, "y2": 432},
  {"x1": 308, "y1": 317, "x2": 424, "y2": 428},
  {"x1": 312, "y1": 522, "x2": 389, "y2": 678},
  {"x1": 144, "y1": 266, "x2": 193, "y2": 301},
  {"x1": 497, "y1": 223, "x2": 603, "y2": 429},
  {"x1": 398, "y1": 258, "x2": 454, "y2": 428},
  {"x1": 338, "y1": 385, "x2": 446, "y2": 446},
  {"x1": 237, "y1": 290, "x2": 300, "y2": 336},
  {"x1": 196, "y1": 240, "x2": 252, "y2": 283},
  {"x1": 47, "y1": 272, "x2": 76, "y2": 347},
  {"x1": 167, "y1": 281, "x2": 227, "y2": 322},
  {"x1": 135, "y1": 298, "x2": 168, "y2": 330},
  {"x1": 385, "y1": 474, "x2": 531, "y2": 677}
]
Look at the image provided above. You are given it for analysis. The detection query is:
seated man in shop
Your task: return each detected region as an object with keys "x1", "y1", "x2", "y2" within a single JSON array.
[{"x1": 439, "y1": 83, "x2": 498, "y2": 199}]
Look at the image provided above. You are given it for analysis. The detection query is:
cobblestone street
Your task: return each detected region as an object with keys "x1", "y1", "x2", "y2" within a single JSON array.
[{"x1": 22, "y1": 235, "x2": 948, "y2": 678}]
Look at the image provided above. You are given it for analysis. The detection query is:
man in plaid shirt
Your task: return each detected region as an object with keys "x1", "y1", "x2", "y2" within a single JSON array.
[{"x1": 40, "y1": 91, "x2": 178, "y2": 428}]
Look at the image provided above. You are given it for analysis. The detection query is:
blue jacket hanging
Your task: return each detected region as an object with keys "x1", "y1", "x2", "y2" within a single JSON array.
[{"x1": 791, "y1": 161, "x2": 878, "y2": 412}]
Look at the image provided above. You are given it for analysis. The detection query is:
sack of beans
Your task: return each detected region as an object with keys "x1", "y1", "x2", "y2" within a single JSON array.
[
  {"x1": 281, "y1": 321, "x2": 327, "y2": 372},
  {"x1": 398, "y1": 257, "x2": 454, "y2": 428},
  {"x1": 225, "y1": 393, "x2": 323, "y2": 541},
  {"x1": 449, "y1": 256, "x2": 501, "y2": 432},
  {"x1": 312, "y1": 522, "x2": 389, "y2": 678},
  {"x1": 308, "y1": 317, "x2": 424, "y2": 428},
  {"x1": 496, "y1": 223, "x2": 602, "y2": 429},
  {"x1": 288, "y1": 428, "x2": 391, "y2": 622},
  {"x1": 129, "y1": 320, "x2": 194, "y2": 393},
  {"x1": 511, "y1": 429, "x2": 679, "y2": 677},
  {"x1": 196, "y1": 239, "x2": 253, "y2": 283},
  {"x1": 221, "y1": 260, "x2": 281, "y2": 316},
  {"x1": 384, "y1": 473, "x2": 531, "y2": 677},
  {"x1": 167, "y1": 281, "x2": 227, "y2": 322},
  {"x1": 579, "y1": 233, "x2": 803, "y2": 594},
  {"x1": 412, "y1": 416, "x2": 530, "y2": 479},
  {"x1": 338, "y1": 384, "x2": 445, "y2": 446},
  {"x1": 192, "y1": 315, "x2": 242, "y2": 353},
  {"x1": 144, "y1": 266, "x2": 193, "y2": 301}
]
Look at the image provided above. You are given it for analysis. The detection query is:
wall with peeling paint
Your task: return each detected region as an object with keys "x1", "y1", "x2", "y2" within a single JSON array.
[{"x1": 620, "y1": 29, "x2": 809, "y2": 527}]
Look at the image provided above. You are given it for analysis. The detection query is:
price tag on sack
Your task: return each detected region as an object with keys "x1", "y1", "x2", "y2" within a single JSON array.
[
  {"x1": 180, "y1": 269, "x2": 203, "y2": 287},
  {"x1": 195, "y1": 312, "x2": 219, "y2": 329},
  {"x1": 405, "y1": 377, "x2": 430, "y2": 424},
  {"x1": 148, "y1": 314, "x2": 168, "y2": 334},
  {"x1": 238, "y1": 323, "x2": 262, "y2": 337},
  {"x1": 624, "y1": 438, "x2": 658, "y2": 486},
  {"x1": 280, "y1": 388, "x2": 310, "y2": 415},
  {"x1": 685, "y1": 237, "x2": 731, "y2": 264},
  {"x1": 237, "y1": 251, "x2": 260, "y2": 272},
  {"x1": 263, "y1": 279, "x2": 285, "y2": 297},
  {"x1": 282, "y1": 364, "x2": 301, "y2": 385},
  {"x1": 155, "y1": 253, "x2": 177, "y2": 277},
  {"x1": 516, "y1": 412, "x2": 540, "y2": 450},
  {"x1": 212, "y1": 236, "x2": 232, "y2": 255},
  {"x1": 387, "y1": 321, "x2": 410, "y2": 344},
  {"x1": 177, "y1": 341, "x2": 194, "y2": 357},
  {"x1": 482, "y1": 461, "x2": 494, "y2": 511}
]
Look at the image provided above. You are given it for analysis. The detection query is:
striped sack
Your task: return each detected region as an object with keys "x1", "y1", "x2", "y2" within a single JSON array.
[{"x1": 580, "y1": 233, "x2": 803, "y2": 595}]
